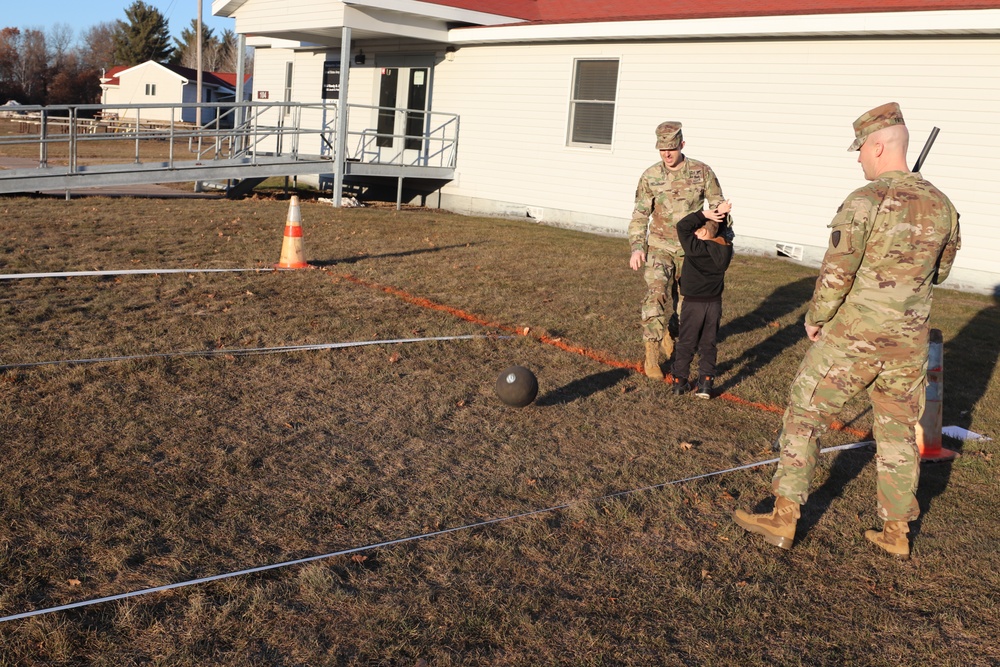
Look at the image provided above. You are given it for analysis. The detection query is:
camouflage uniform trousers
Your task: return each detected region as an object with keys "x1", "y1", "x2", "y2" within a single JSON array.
[
  {"x1": 771, "y1": 339, "x2": 926, "y2": 521},
  {"x1": 641, "y1": 247, "x2": 684, "y2": 342}
]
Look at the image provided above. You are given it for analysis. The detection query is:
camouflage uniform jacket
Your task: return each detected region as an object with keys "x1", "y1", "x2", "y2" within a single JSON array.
[
  {"x1": 628, "y1": 157, "x2": 724, "y2": 255},
  {"x1": 807, "y1": 170, "x2": 961, "y2": 358}
]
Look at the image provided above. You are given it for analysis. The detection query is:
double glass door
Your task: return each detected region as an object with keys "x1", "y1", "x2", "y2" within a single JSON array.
[{"x1": 376, "y1": 66, "x2": 429, "y2": 162}]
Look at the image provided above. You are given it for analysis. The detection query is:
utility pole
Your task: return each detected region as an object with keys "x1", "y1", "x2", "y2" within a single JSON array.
[
  {"x1": 194, "y1": 0, "x2": 204, "y2": 193},
  {"x1": 196, "y1": 0, "x2": 203, "y2": 128}
]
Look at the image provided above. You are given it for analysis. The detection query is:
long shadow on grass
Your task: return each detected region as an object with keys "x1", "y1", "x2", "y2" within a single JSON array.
[
  {"x1": 915, "y1": 291, "x2": 1000, "y2": 528},
  {"x1": 715, "y1": 276, "x2": 815, "y2": 393},
  {"x1": 942, "y1": 291, "x2": 999, "y2": 433},
  {"x1": 310, "y1": 242, "x2": 479, "y2": 267},
  {"x1": 718, "y1": 275, "x2": 815, "y2": 339},
  {"x1": 535, "y1": 368, "x2": 631, "y2": 406},
  {"x1": 796, "y1": 447, "x2": 875, "y2": 539}
]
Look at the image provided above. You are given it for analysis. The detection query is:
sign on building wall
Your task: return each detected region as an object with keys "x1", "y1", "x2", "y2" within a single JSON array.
[{"x1": 322, "y1": 62, "x2": 341, "y2": 99}]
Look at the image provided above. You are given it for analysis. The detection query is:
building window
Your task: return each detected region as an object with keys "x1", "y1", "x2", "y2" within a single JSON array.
[
  {"x1": 145, "y1": 83, "x2": 156, "y2": 96},
  {"x1": 284, "y1": 61, "x2": 294, "y2": 115},
  {"x1": 568, "y1": 59, "x2": 618, "y2": 147}
]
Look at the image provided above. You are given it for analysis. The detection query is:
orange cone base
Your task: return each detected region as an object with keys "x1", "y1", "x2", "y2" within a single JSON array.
[
  {"x1": 920, "y1": 445, "x2": 960, "y2": 463},
  {"x1": 274, "y1": 261, "x2": 310, "y2": 269}
]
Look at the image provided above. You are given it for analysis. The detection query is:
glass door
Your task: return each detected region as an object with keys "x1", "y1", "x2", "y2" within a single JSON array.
[{"x1": 376, "y1": 66, "x2": 429, "y2": 163}]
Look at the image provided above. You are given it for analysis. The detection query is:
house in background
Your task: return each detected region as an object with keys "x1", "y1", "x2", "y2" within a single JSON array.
[
  {"x1": 212, "y1": 0, "x2": 1000, "y2": 294},
  {"x1": 99, "y1": 61, "x2": 252, "y2": 125}
]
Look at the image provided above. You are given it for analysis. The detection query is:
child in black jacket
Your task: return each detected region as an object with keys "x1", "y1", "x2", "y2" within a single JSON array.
[{"x1": 670, "y1": 200, "x2": 733, "y2": 398}]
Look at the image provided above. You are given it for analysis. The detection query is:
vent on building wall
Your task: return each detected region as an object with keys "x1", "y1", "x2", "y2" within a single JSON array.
[{"x1": 776, "y1": 242, "x2": 803, "y2": 261}]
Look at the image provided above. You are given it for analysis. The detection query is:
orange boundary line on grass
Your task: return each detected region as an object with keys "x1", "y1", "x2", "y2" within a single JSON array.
[
  {"x1": 337, "y1": 273, "x2": 642, "y2": 372},
  {"x1": 333, "y1": 272, "x2": 871, "y2": 440}
]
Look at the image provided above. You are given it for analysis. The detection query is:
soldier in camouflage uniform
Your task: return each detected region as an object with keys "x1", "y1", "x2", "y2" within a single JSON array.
[
  {"x1": 733, "y1": 103, "x2": 961, "y2": 559},
  {"x1": 629, "y1": 122, "x2": 726, "y2": 380}
]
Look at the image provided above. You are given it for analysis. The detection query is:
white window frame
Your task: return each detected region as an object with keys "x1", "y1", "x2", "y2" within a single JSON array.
[
  {"x1": 144, "y1": 83, "x2": 156, "y2": 96},
  {"x1": 567, "y1": 58, "x2": 619, "y2": 148}
]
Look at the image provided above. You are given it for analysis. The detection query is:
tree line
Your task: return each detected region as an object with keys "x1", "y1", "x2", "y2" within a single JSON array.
[{"x1": 0, "y1": 0, "x2": 251, "y2": 107}]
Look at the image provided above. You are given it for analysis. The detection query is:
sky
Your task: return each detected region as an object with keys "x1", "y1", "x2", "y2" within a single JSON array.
[{"x1": 3, "y1": 1, "x2": 235, "y2": 44}]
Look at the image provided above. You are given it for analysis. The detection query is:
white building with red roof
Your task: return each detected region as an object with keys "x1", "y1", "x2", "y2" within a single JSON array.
[
  {"x1": 99, "y1": 61, "x2": 252, "y2": 125},
  {"x1": 214, "y1": 0, "x2": 1000, "y2": 292}
]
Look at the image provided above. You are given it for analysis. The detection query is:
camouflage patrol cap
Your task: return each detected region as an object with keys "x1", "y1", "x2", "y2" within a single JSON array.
[
  {"x1": 655, "y1": 121, "x2": 683, "y2": 150},
  {"x1": 848, "y1": 102, "x2": 905, "y2": 151}
]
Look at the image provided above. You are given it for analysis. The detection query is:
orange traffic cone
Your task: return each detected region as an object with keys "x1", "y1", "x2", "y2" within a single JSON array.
[
  {"x1": 275, "y1": 195, "x2": 309, "y2": 269},
  {"x1": 917, "y1": 329, "x2": 959, "y2": 462}
]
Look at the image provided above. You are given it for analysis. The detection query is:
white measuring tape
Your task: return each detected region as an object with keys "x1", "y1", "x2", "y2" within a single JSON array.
[
  {"x1": 0, "y1": 440, "x2": 873, "y2": 624},
  {"x1": 0, "y1": 268, "x2": 276, "y2": 280},
  {"x1": 0, "y1": 335, "x2": 503, "y2": 371}
]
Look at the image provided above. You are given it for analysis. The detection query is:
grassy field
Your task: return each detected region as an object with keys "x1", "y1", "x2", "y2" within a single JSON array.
[{"x1": 0, "y1": 194, "x2": 997, "y2": 665}]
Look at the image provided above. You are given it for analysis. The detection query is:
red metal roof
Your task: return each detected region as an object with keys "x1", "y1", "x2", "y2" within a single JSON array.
[
  {"x1": 210, "y1": 71, "x2": 252, "y2": 87},
  {"x1": 429, "y1": 0, "x2": 1000, "y2": 23},
  {"x1": 100, "y1": 65, "x2": 129, "y2": 86}
]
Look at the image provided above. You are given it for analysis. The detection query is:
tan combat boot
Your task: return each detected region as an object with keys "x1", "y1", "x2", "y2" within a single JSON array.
[
  {"x1": 660, "y1": 334, "x2": 675, "y2": 360},
  {"x1": 865, "y1": 520, "x2": 910, "y2": 559},
  {"x1": 733, "y1": 495, "x2": 800, "y2": 550},
  {"x1": 644, "y1": 341, "x2": 664, "y2": 380}
]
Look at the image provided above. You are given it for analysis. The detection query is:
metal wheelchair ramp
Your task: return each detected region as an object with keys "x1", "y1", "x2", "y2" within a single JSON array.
[{"x1": 0, "y1": 101, "x2": 457, "y2": 201}]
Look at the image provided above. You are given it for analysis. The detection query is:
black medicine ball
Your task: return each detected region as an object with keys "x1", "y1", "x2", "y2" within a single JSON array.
[{"x1": 495, "y1": 365, "x2": 538, "y2": 408}]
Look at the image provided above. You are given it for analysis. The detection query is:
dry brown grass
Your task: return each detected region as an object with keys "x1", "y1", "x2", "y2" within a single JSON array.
[{"x1": 0, "y1": 193, "x2": 997, "y2": 665}]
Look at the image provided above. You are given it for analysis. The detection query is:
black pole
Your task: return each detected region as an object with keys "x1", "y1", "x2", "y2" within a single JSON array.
[{"x1": 912, "y1": 126, "x2": 940, "y2": 172}]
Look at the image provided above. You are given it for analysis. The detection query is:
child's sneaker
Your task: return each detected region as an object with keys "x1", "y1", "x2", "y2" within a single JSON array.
[
  {"x1": 671, "y1": 376, "x2": 689, "y2": 395},
  {"x1": 695, "y1": 375, "x2": 714, "y2": 399}
]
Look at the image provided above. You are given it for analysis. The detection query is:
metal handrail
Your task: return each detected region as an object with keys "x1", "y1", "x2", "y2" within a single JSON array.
[
  {"x1": 0, "y1": 100, "x2": 459, "y2": 179},
  {"x1": 342, "y1": 103, "x2": 459, "y2": 169}
]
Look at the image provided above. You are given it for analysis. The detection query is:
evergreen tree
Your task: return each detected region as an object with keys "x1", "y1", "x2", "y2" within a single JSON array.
[
  {"x1": 112, "y1": 1, "x2": 174, "y2": 66},
  {"x1": 173, "y1": 19, "x2": 218, "y2": 69},
  {"x1": 216, "y1": 29, "x2": 241, "y2": 73}
]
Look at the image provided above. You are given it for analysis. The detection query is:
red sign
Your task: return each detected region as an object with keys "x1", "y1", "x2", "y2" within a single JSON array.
[{"x1": 257, "y1": 91, "x2": 269, "y2": 99}]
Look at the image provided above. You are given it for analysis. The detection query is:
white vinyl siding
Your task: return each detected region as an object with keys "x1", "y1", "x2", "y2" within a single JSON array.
[
  {"x1": 103, "y1": 62, "x2": 185, "y2": 122},
  {"x1": 249, "y1": 30, "x2": 1000, "y2": 292},
  {"x1": 231, "y1": 0, "x2": 345, "y2": 36},
  {"x1": 430, "y1": 38, "x2": 1000, "y2": 289},
  {"x1": 252, "y1": 46, "x2": 378, "y2": 157}
]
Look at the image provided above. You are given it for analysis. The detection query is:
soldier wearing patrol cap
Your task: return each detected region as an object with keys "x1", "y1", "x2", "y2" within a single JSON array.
[
  {"x1": 733, "y1": 102, "x2": 961, "y2": 559},
  {"x1": 628, "y1": 121, "x2": 727, "y2": 380}
]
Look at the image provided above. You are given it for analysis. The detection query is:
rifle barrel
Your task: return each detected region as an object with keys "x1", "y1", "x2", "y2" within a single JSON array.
[{"x1": 912, "y1": 127, "x2": 940, "y2": 172}]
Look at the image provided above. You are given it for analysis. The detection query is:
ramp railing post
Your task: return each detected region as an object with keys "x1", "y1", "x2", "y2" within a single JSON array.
[
  {"x1": 134, "y1": 107, "x2": 141, "y2": 164},
  {"x1": 332, "y1": 26, "x2": 352, "y2": 208},
  {"x1": 39, "y1": 108, "x2": 48, "y2": 169}
]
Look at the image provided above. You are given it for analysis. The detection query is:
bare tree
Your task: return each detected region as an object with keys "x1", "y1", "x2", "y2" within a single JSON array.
[
  {"x1": 79, "y1": 22, "x2": 117, "y2": 73},
  {"x1": 47, "y1": 23, "x2": 74, "y2": 71},
  {"x1": 20, "y1": 29, "x2": 49, "y2": 103},
  {"x1": 48, "y1": 52, "x2": 100, "y2": 106},
  {"x1": 1, "y1": 27, "x2": 50, "y2": 104},
  {"x1": 0, "y1": 27, "x2": 25, "y2": 102}
]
